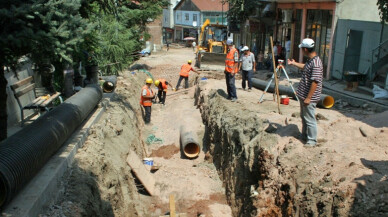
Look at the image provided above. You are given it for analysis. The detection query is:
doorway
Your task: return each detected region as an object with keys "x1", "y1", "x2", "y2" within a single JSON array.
[{"x1": 343, "y1": 29, "x2": 363, "y2": 72}]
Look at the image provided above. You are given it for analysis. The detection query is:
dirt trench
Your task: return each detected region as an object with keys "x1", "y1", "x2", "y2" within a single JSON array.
[
  {"x1": 42, "y1": 71, "x2": 151, "y2": 217},
  {"x1": 194, "y1": 79, "x2": 359, "y2": 217}
]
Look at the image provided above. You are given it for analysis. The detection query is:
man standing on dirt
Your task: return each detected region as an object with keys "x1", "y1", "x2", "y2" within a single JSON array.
[
  {"x1": 175, "y1": 60, "x2": 200, "y2": 90},
  {"x1": 225, "y1": 39, "x2": 239, "y2": 102},
  {"x1": 140, "y1": 78, "x2": 155, "y2": 124},
  {"x1": 288, "y1": 38, "x2": 323, "y2": 147},
  {"x1": 154, "y1": 79, "x2": 173, "y2": 105},
  {"x1": 239, "y1": 46, "x2": 255, "y2": 91}
]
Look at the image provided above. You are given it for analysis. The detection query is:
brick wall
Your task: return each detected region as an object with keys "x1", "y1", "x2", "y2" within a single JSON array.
[{"x1": 147, "y1": 15, "x2": 163, "y2": 51}]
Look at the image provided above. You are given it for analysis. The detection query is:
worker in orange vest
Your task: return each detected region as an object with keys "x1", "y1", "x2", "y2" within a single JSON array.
[
  {"x1": 225, "y1": 39, "x2": 239, "y2": 102},
  {"x1": 175, "y1": 60, "x2": 199, "y2": 90},
  {"x1": 155, "y1": 79, "x2": 173, "y2": 105},
  {"x1": 140, "y1": 78, "x2": 155, "y2": 124}
]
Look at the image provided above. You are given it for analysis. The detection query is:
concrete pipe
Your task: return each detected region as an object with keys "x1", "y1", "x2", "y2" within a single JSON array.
[
  {"x1": 0, "y1": 84, "x2": 102, "y2": 208},
  {"x1": 252, "y1": 78, "x2": 335, "y2": 109},
  {"x1": 180, "y1": 126, "x2": 200, "y2": 159}
]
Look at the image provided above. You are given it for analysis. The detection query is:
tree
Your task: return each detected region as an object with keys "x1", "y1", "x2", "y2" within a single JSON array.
[
  {"x1": 377, "y1": 0, "x2": 388, "y2": 23},
  {"x1": 0, "y1": 0, "x2": 90, "y2": 141}
]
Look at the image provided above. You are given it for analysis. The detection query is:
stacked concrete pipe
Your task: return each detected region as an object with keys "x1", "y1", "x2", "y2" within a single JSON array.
[
  {"x1": 252, "y1": 78, "x2": 335, "y2": 109},
  {"x1": 0, "y1": 84, "x2": 102, "y2": 208}
]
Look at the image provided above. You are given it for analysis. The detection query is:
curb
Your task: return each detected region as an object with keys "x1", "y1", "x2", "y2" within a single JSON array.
[{"x1": 1, "y1": 93, "x2": 113, "y2": 217}]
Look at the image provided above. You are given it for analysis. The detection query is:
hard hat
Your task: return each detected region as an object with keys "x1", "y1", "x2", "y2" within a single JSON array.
[
  {"x1": 241, "y1": 46, "x2": 249, "y2": 51},
  {"x1": 188, "y1": 60, "x2": 192, "y2": 64},
  {"x1": 226, "y1": 39, "x2": 233, "y2": 45},
  {"x1": 299, "y1": 38, "x2": 315, "y2": 48},
  {"x1": 154, "y1": 80, "x2": 160, "y2": 86},
  {"x1": 146, "y1": 78, "x2": 153, "y2": 84}
]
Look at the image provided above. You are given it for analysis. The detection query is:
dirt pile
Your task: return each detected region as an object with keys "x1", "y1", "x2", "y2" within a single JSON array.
[
  {"x1": 42, "y1": 71, "x2": 150, "y2": 217},
  {"x1": 195, "y1": 79, "x2": 388, "y2": 217}
]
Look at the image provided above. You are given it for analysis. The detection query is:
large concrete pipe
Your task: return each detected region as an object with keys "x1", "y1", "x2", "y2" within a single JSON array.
[
  {"x1": 0, "y1": 85, "x2": 102, "y2": 208},
  {"x1": 180, "y1": 126, "x2": 201, "y2": 159},
  {"x1": 252, "y1": 78, "x2": 335, "y2": 109}
]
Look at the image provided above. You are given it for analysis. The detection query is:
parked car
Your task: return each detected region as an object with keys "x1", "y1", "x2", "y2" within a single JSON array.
[{"x1": 139, "y1": 48, "x2": 151, "y2": 57}]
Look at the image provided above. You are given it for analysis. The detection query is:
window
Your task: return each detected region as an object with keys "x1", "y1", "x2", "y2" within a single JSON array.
[
  {"x1": 193, "y1": 14, "x2": 197, "y2": 21},
  {"x1": 185, "y1": 13, "x2": 189, "y2": 21}
]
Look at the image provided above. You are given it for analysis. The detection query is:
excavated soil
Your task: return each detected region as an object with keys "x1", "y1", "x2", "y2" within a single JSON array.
[
  {"x1": 41, "y1": 48, "x2": 388, "y2": 217},
  {"x1": 195, "y1": 78, "x2": 388, "y2": 217}
]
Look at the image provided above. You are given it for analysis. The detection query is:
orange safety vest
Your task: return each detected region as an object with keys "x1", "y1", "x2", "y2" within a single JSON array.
[
  {"x1": 180, "y1": 64, "x2": 193, "y2": 77},
  {"x1": 159, "y1": 79, "x2": 168, "y2": 90},
  {"x1": 225, "y1": 47, "x2": 239, "y2": 73},
  {"x1": 140, "y1": 85, "x2": 153, "y2": 106}
]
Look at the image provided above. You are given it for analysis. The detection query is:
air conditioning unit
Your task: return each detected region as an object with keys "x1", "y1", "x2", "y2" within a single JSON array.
[{"x1": 282, "y1": 10, "x2": 293, "y2": 23}]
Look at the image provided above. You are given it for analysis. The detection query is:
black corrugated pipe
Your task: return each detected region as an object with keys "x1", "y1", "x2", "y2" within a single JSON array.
[
  {"x1": 252, "y1": 78, "x2": 335, "y2": 109},
  {"x1": 0, "y1": 84, "x2": 102, "y2": 208}
]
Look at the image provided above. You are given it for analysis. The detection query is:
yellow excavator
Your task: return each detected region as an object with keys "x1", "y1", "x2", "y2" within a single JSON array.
[{"x1": 195, "y1": 19, "x2": 228, "y2": 69}]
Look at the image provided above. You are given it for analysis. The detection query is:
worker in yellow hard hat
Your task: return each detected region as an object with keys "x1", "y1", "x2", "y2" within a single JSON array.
[
  {"x1": 140, "y1": 78, "x2": 155, "y2": 124},
  {"x1": 175, "y1": 60, "x2": 199, "y2": 90},
  {"x1": 155, "y1": 79, "x2": 173, "y2": 105}
]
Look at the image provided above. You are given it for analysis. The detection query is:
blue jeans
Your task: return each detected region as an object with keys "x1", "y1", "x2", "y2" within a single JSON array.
[
  {"x1": 225, "y1": 71, "x2": 237, "y2": 99},
  {"x1": 299, "y1": 98, "x2": 317, "y2": 145},
  {"x1": 241, "y1": 70, "x2": 253, "y2": 89}
]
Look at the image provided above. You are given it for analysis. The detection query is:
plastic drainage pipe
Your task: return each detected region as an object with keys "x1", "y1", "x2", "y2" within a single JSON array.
[
  {"x1": 101, "y1": 76, "x2": 117, "y2": 93},
  {"x1": 251, "y1": 78, "x2": 335, "y2": 109},
  {"x1": 0, "y1": 84, "x2": 102, "y2": 208},
  {"x1": 180, "y1": 126, "x2": 201, "y2": 159}
]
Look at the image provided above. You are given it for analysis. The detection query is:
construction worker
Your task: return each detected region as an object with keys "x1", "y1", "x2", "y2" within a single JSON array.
[
  {"x1": 140, "y1": 78, "x2": 155, "y2": 124},
  {"x1": 175, "y1": 60, "x2": 199, "y2": 90},
  {"x1": 239, "y1": 46, "x2": 256, "y2": 91},
  {"x1": 225, "y1": 39, "x2": 239, "y2": 102},
  {"x1": 154, "y1": 79, "x2": 173, "y2": 105}
]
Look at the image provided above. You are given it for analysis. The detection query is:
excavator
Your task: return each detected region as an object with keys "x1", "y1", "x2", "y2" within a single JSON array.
[{"x1": 195, "y1": 19, "x2": 228, "y2": 69}]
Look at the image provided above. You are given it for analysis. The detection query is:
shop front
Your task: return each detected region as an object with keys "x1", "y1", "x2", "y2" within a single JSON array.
[{"x1": 277, "y1": 2, "x2": 336, "y2": 78}]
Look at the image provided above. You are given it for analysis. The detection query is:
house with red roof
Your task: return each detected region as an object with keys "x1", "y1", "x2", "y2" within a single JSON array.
[{"x1": 173, "y1": 0, "x2": 228, "y2": 41}]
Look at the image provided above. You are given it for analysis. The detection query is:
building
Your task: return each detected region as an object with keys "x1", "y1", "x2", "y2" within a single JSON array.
[
  {"x1": 163, "y1": 0, "x2": 180, "y2": 43},
  {"x1": 173, "y1": 0, "x2": 228, "y2": 41},
  {"x1": 147, "y1": 16, "x2": 163, "y2": 51}
]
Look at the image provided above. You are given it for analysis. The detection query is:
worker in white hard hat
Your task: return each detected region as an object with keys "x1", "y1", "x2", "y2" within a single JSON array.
[
  {"x1": 288, "y1": 38, "x2": 323, "y2": 147},
  {"x1": 175, "y1": 60, "x2": 200, "y2": 90},
  {"x1": 239, "y1": 46, "x2": 255, "y2": 91},
  {"x1": 224, "y1": 39, "x2": 239, "y2": 102},
  {"x1": 140, "y1": 78, "x2": 155, "y2": 124}
]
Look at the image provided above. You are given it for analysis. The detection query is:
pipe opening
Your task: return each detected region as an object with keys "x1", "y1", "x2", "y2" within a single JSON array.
[
  {"x1": 103, "y1": 81, "x2": 115, "y2": 93},
  {"x1": 184, "y1": 143, "x2": 200, "y2": 158},
  {"x1": 322, "y1": 96, "x2": 335, "y2": 109},
  {"x1": 0, "y1": 177, "x2": 6, "y2": 208}
]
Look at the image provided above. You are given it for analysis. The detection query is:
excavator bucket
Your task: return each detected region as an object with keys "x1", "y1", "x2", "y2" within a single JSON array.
[{"x1": 196, "y1": 52, "x2": 226, "y2": 71}]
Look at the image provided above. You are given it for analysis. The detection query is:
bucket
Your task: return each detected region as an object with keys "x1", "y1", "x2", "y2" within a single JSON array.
[
  {"x1": 143, "y1": 158, "x2": 154, "y2": 166},
  {"x1": 280, "y1": 95, "x2": 289, "y2": 105}
]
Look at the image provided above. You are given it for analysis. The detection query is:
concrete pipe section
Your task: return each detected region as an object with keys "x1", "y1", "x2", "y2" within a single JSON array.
[
  {"x1": 251, "y1": 78, "x2": 335, "y2": 109},
  {"x1": 180, "y1": 126, "x2": 201, "y2": 159},
  {"x1": 0, "y1": 84, "x2": 102, "y2": 208},
  {"x1": 100, "y1": 75, "x2": 117, "y2": 93}
]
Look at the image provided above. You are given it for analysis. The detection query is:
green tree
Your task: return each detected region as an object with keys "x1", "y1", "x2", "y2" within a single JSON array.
[
  {"x1": 377, "y1": 0, "x2": 388, "y2": 23},
  {"x1": 0, "y1": 0, "x2": 90, "y2": 141}
]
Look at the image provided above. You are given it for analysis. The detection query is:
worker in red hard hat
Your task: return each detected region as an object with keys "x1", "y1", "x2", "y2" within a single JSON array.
[
  {"x1": 175, "y1": 60, "x2": 200, "y2": 90},
  {"x1": 154, "y1": 79, "x2": 173, "y2": 105}
]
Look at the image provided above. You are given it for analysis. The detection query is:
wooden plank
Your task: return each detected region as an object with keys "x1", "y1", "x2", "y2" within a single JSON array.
[
  {"x1": 10, "y1": 76, "x2": 33, "y2": 90},
  {"x1": 126, "y1": 150, "x2": 155, "y2": 195},
  {"x1": 15, "y1": 83, "x2": 35, "y2": 98},
  {"x1": 169, "y1": 194, "x2": 176, "y2": 217},
  {"x1": 40, "y1": 92, "x2": 61, "y2": 107}
]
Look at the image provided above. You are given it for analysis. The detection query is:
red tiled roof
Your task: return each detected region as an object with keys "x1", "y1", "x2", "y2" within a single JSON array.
[{"x1": 191, "y1": 0, "x2": 229, "y2": 12}]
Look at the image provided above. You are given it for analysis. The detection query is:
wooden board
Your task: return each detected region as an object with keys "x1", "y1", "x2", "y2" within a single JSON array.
[
  {"x1": 15, "y1": 83, "x2": 35, "y2": 97},
  {"x1": 41, "y1": 92, "x2": 61, "y2": 107},
  {"x1": 126, "y1": 150, "x2": 155, "y2": 195},
  {"x1": 11, "y1": 76, "x2": 33, "y2": 90},
  {"x1": 170, "y1": 194, "x2": 176, "y2": 217}
]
